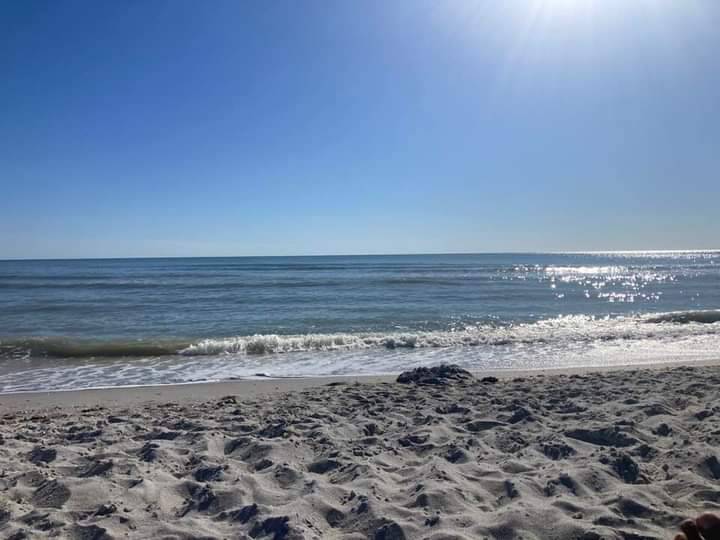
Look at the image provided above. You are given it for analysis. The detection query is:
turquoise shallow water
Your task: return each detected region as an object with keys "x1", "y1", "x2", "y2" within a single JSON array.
[{"x1": 1, "y1": 252, "x2": 719, "y2": 392}]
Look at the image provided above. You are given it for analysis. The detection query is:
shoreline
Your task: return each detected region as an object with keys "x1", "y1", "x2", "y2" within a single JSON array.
[{"x1": 2, "y1": 356, "x2": 719, "y2": 411}]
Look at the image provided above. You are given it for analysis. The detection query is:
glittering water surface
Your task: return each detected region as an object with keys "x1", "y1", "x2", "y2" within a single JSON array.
[{"x1": 0, "y1": 252, "x2": 718, "y2": 392}]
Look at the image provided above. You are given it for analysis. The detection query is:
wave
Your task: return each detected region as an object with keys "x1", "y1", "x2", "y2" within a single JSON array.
[
  {"x1": 3, "y1": 310, "x2": 717, "y2": 360},
  {"x1": 0, "y1": 338, "x2": 187, "y2": 359},
  {"x1": 644, "y1": 310, "x2": 720, "y2": 324},
  {"x1": 181, "y1": 311, "x2": 720, "y2": 356}
]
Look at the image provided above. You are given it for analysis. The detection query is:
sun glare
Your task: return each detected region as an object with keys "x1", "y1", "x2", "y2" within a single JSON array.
[
  {"x1": 541, "y1": 0, "x2": 582, "y2": 10},
  {"x1": 530, "y1": 0, "x2": 597, "y2": 24}
]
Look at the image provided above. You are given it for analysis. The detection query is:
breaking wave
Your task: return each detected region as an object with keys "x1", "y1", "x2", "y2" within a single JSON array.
[
  {"x1": 644, "y1": 310, "x2": 720, "y2": 324},
  {"x1": 0, "y1": 339, "x2": 186, "y2": 360},
  {"x1": 180, "y1": 311, "x2": 720, "y2": 355},
  {"x1": 4, "y1": 310, "x2": 716, "y2": 360}
]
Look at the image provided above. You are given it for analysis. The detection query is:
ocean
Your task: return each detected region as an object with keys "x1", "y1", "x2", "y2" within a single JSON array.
[{"x1": 1, "y1": 252, "x2": 719, "y2": 393}]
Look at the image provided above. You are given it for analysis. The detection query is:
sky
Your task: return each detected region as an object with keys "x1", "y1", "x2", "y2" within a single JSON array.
[{"x1": 1, "y1": 0, "x2": 719, "y2": 258}]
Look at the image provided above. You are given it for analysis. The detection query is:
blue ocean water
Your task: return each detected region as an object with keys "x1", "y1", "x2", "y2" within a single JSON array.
[{"x1": 0, "y1": 252, "x2": 719, "y2": 392}]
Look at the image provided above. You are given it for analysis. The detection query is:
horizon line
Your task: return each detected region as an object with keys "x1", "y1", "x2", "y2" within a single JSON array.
[{"x1": 1, "y1": 248, "x2": 719, "y2": 262}]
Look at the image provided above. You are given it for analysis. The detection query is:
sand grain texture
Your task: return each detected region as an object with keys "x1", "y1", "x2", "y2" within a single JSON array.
[{"x1": 1, "y1": 365, "x2": 719, "y2": 539}]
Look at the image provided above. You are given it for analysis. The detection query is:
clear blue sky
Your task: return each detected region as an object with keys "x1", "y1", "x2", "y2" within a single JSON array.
[{"x1": 2, "y1": 0, "x2": 718, "y2": 258}]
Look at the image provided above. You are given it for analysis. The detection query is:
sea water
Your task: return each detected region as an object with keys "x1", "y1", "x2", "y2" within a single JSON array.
[{"x1": 1, "y1": 252, "x2": 719, "y2": 392}]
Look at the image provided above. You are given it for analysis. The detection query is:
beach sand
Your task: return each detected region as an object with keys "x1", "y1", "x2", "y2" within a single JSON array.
[{"x1": 1, "y1": 363, "x2": 719, "y2": 539}]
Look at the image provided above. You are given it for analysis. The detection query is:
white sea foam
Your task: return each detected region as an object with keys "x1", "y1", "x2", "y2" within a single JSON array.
[
  {"x1": 179, "y1": 311, "x2": 720, "y2": 356},
  {"x1": 3, "y1": 311, "x2": 718, "y2": 362},
  {"x1": 2, "y1": 311, "x2": 720, "y2": 394}
]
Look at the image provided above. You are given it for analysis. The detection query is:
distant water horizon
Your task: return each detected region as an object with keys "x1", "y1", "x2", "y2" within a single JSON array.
[
  {"x1": 1, "y1": 251, "x2": 719, "y2": 393},
  {"x1": 3, "y1": 249, "x2": 719, "y2": 262}
]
